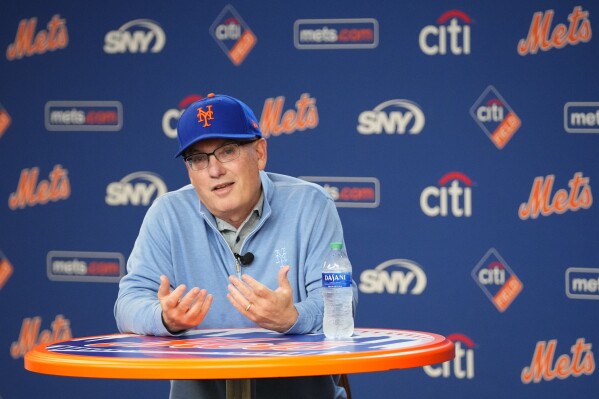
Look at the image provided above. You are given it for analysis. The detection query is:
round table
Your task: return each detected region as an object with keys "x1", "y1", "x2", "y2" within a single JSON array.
[{"x1": 25, "y1": 327, "x2": 455, "y2": 398}]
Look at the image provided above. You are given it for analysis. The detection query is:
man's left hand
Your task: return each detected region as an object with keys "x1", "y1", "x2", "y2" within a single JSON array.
[{"x1": 227, "y1": 265, "x2": 298, "y2": 332}]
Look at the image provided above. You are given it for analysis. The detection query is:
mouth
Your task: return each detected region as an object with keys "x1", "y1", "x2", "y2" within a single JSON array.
[{"x1": 212, "y1": 182, "x2": 234, "y2": 192}]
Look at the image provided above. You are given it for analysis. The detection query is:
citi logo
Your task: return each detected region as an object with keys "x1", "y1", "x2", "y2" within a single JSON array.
[
  {"x1": 423, "y1": 333, "x2": 475, "y2": 379},
  {"x1": 470, "y1": 86, "x2": 521, "y2": 149},
  {"x1": 359, "y1": 259, "x2": 426, "y2": 295},
  {"x1": 419, "y1": 10, "x2": 472, "y2": 55},
  {"x1": 105, "y1": 172, "x2": 167, "y2": 206},
  {"x1": 564, "y1": 102, "x2": 599, "y2": 133},
  {"x1": 103, "y1": 19, "x2": 166, "y2": 54},
  {"x1": 162, "y1": 94, "x2": 204, "y2": 138},
  {"x1": 472, "y1": 248, "x2": 523, "y2": 312},
  {"x1": 420, "y1": 172, "x2": 473, "y2": 217},
  {"x1": 210, "y1": 5, "x2": 256, "y2": 66},
  {"x1": 566, "y1": 267, "x2": 599, "y2": 300},
  {"x1": 357, "y1": 99, "x2": 425, "y2": 135}
]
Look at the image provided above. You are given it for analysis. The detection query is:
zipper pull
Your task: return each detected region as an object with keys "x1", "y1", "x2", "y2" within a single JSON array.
[{"x1": 235, "y1": 258, "x2": 241, "y2": 278}]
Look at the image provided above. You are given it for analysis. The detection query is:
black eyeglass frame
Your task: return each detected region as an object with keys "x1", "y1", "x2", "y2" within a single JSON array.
[{"x1": 183, "y1": 139, "x2": 259, "y2": 170}]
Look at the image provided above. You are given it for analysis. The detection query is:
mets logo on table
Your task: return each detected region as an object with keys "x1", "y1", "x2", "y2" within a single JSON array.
[
  {"x1": 210, "y1": 5, "x2": 257, "y2": 65},
  {"x1": 471, "y1": 248, "x2": 523, "y2": 312}
]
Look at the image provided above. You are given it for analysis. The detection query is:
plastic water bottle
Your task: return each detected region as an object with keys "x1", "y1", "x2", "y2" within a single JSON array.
[{"x1": 322, "y1": 242, "x2": 354, "y2": 339}]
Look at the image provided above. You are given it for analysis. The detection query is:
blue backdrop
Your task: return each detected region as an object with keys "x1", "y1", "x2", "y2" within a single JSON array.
[{"x1": 1, "y1": 1, "x2": 598, "y2": 398}]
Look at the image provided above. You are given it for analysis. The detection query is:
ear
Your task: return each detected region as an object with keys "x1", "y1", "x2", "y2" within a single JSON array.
[{"x1": 255, "y1": 138, "x2": 267, "y2": 171}]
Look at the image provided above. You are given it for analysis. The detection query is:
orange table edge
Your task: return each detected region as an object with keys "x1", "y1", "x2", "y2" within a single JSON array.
[{"x1": 25, "y1": 329, "x2": 455, "y2": 380}]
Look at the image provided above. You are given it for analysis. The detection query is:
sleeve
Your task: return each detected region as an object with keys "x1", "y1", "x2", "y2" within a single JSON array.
[
  {"x1": 114, "y1": 198, "x2": 177, "y2": 336},
  {"x1": 284, "y1": 196, "x2": 358, "y2": 335}
]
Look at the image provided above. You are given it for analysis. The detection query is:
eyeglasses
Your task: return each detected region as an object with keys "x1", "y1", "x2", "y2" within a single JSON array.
[{"x1": 184, "y1": 140, "x2": 258, "y2": 171}]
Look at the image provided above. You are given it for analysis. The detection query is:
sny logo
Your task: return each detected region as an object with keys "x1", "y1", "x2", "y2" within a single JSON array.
[
  {"x1": 105, "y1": 171, "x2": 167, "y2": 206},
  {"x1": 518, "y1": 172, "x2": 592, "y2": 220},
  {"x1": 420, "y1": 172, "x2": 473, "y2": 217},
  {"x1": 419, "y1": 10, "x2": 472, "y2": 55},
  {"x1": 210, "y1": 5, "x2": 257, "y2": 65},
  {"x1": 357, "y1": 99, "x2": 425, "y2": 135},
  {"x1": 471, "y1": 248, "x2": 523, "y2": 312},
  {"x1": 423, "y1": 333, "x2": 475, "y2": 379},
  {"x1": 359, "y1": 259, "x2": 427, "y2": 295},
  {"x1": 518, "y1": 6, "x2": 591, "y2": 56},
  {"x1": 470, "y1": 86, "x2": 521, "y2": 149},
  {"x1": 197, "y1": 105, "x2": 214, "y2": 127},
  {"x1": 104, "y1": 19, "x2": 166, "y2": 54}
]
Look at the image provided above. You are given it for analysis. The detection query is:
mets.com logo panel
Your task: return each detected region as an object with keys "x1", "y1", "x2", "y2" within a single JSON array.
[
  {"x1": 294, "y1": 19, "x2": 378, "y2": 49},
  {"x1": 45, "y1": 101, "x2": 123, "y2": 131},
  {"x1": 299, "y1": 176, "x2": 380, "y2": 208},
  {"x1": 47, "y1": 251, "x2": 125, "y2": 283}
]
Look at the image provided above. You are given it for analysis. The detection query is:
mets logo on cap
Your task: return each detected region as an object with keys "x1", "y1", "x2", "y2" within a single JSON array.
[{"x1": 197, "y1": 104, "x2": 214, "y2": 127}]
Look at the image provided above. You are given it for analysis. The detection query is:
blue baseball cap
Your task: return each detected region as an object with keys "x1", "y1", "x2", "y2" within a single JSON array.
[{"x1": 175, "y1": 93, "x2": 262, "y2": 157}]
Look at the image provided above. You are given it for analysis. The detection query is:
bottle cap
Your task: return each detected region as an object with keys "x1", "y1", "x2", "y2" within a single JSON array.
[{"x1": 330, "y1": 242, "x2": 343, "y2": 250}]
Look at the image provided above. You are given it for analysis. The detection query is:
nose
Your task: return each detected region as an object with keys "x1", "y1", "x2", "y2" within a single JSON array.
[{"x1": 206, "y1": 154, "x2": 226, "y2": 177}]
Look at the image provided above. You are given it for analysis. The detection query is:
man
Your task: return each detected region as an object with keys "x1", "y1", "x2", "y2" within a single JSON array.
[{"x1": 115, "y1": 93, "x2": 357, "y2": 398}]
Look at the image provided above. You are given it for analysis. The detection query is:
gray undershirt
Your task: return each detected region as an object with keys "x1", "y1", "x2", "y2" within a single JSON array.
[{"x1": 215, "y1": 191, "x2": 264, "y2": 254}]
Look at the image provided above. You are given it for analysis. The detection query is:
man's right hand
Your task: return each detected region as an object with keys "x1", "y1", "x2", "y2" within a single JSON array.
[{"x1": 157, "y1": 275, "x2": 213, "y2": 334}]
